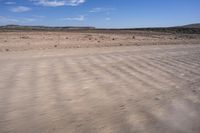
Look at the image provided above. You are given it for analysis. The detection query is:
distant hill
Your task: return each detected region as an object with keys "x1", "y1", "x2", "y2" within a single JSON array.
[
  {"x1": 0, "y1": 25, "x2": 96, "y2": 31},
  {"x1": 181, "y1": 23, "x2": 200, "y2": 28},
  {"x1": 1, "y1": 24, "x2": 200, "y2": 34},
  {"x1": 130, "y1": 23, "x2": 200, "y2": 34}
]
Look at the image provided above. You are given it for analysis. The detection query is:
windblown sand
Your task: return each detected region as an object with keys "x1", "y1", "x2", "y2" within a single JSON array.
[{"x1": 0, "y1": 31, "x2": 200, "y2": 133}]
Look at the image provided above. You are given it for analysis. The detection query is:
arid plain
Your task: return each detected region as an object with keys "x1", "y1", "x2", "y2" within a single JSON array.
[
  {"x1": 0, "y1": 30, "x2": 200, "y2": 52},
  {"x1": 0, "y1": 30, "x2": 200, "y2": 133}
]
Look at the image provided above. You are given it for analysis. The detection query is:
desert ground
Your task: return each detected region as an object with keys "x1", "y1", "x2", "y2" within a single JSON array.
[
  {"x1": 0, "y1": 31, "x2": 200, "y2": 133},
  {"x1": 0, "y1": 30, "x2": 200, "y2": 52}
]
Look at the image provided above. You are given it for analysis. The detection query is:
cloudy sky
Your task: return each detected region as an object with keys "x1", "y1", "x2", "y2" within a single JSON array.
[{"x1": 0, "y1": 0, "x2": 200, "y2": 28}]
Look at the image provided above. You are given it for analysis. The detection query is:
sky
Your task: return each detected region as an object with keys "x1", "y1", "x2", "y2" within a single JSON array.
[{"x1": 0, "y1": 0, "x2": 200, "y2": 28}]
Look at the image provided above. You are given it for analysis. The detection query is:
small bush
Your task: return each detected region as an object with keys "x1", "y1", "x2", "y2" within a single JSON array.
[{"x1": 21, "y1": 36, "x2": 29, "y2": 39}]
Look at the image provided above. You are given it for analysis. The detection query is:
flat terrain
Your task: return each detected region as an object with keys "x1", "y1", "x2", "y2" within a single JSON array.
[
  {"x1": 0, "y1": 31, "x2": 200, "y2": 52},
  {"x1": 0, "y1": 43, "x2": 200, "y2": 133}
]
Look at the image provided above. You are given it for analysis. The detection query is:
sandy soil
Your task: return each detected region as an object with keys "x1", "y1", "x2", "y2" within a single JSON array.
[
  {"x1": 0, "y1": 31, "x2": 200, "y2": 52},
  {"x1": 0, "y1": 43, "x2": 200, "y2": 133}
]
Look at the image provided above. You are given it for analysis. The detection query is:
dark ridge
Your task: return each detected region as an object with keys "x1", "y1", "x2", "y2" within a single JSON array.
[
  {"x1": 0, "y1": 25, "x2": 96, "y2": 31},
  {"x1": 131, "y1": 27, "x2": 200, "y2": 34},
  {"x1": 181, "y1": 23, "x2": 200, "y2": 28},
  {"x1": 0, "y1": 24, "x2": 200, "y2": 34}
]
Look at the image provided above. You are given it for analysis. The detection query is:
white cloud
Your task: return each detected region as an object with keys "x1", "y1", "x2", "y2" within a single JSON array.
[
  {"x1": 32, "y1": 15, "x2": 46, "y2": 18},
  {"x1": 0, "y1": 16, "x2": 39, "y2": 25},
  {"x1": 31, "y1": 0, "x2": 85, "y2": 7},
  {"x1": 24, "y1": 18, "x2": 36, "y2": 22},
  {"x1": 89, "y1": 7, "x2": 114, "y2": 13},
  {"x1": 66, "y1": 0, "x2": 85, "y2": 6},
  {"x1": 0, "y1": 16, "x2": 19, "y2": 23},
  {"x1": 32, "y1": 0, "x2": 65, "y2": 7},
  {"x1": 5, "y1": 1, "x2": 16, "y2": 5},
  {"x1": 89, "y1": 8, "x2": 103, "y2": 13},
  {"x1": 62, "y1": 15, "x2": 85, "y2": 21},
  {"x1": 10, "y1": 6, "x2": 31, "y2": 13}
]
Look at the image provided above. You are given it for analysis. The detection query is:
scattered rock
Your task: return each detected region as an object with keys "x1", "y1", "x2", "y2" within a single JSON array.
[
  {"x1": 155, "y1": 97, "x2": 160, "y2": 101},
  {"x1": 120, "y1": 104, "x2": 125, "y2": 107},
  {"x1": 67, "y1": 98, "x2": 72, "y2": 101},
  {"x1": 119, "y1": 104, "x2": 126, "y2": 110},
  {"x1": 101, "y1": 125, "x2": 106, "y2": 129},
  {"x1": 54, "y1": 45, "x2": 57, "y2": 48},
  {"x1": 85, "y1": 34, "x2": 92, "y2": 38},
  {"x1": 99, "y1": 35, "x2": 105, "y2": 39},
  {"x1": 132, "y1": 36, "x2": 135, "y2": 39},
  {"x1": 5, "y1": 49, "x2": 9, "y2": 52},
  {"x1": 192, "y1": 89, "x2": 197, "y2": 93},
  {"x1": 180, "y1": 73, "x2": 185, "y2": 77},
  {"x1": 127, "y1": 98, "x2": 133, "y2": 102},
  {"x1": 76, "y1": 124, "x2": 82, "y2": 127}
]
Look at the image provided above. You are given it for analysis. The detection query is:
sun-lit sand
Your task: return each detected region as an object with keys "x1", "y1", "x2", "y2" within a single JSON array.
[{"x1": 0, "y1": 30, "x2": 200, "y2": 133}]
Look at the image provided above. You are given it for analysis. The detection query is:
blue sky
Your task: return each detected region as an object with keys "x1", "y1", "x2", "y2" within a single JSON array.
[{"x1": 0, "y1": 0, "x2": 200, "y2": 28}]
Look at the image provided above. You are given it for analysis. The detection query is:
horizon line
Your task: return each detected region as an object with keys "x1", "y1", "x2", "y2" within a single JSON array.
[{"x1": 0, "y1": 23, "x2": 200, "y2": 29}]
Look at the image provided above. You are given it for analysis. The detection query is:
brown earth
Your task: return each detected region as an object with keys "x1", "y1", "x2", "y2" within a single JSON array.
[
  {"x1": 0, "y1": 30, "x2": 200, "y2": 52},
  {"x1": 0, "y1": 31, "x2": 200, "y2": 133}
]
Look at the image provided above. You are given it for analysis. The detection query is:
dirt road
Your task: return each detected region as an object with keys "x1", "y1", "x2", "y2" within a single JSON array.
[{"x1": 0, "y1": 44, "x2": 200, "y2": 133}]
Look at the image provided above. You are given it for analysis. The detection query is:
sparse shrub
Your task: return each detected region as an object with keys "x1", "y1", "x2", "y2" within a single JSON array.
[
  {"x1": 112, "y1": 38, "x2": 115, "y2": 40},
  {"x1": 5, "y1": 49, "x2": 9, "y2": 52},
  {"x1": 54, "y1": 45, "x2": 57, "y2": 48},
  {"x1": 85, "y1": 34, "x2": 92, "y2": 38},
  {"x1": 132, "y1": 36, "x2": 135, "y2": 39},
  {"x1": 187, "y1": 36, "x2": 195, "y2": 39},
  {"x1": 21, "y1": 36, "x2": 29, "y2": 39}
]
